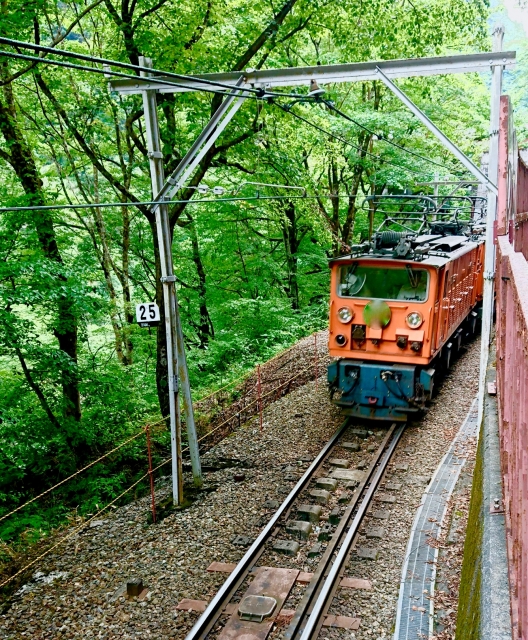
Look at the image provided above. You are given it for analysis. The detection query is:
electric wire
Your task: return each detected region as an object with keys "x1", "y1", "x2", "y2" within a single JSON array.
[
  {"x1": 0, "y1": 193, "x2": 368, "y2": 213},
  {"x1": 0, "y1": 38, "x2": 316, "y2": 101},
  {"x1": 274, "y1": 101, "x2": 434, "y2": 177},
  {"x1": 321, "y1": 98, "x2": 461, "y2": 174},
  {"x1": 0, "y1": 49, "x2": 249, "y2": 98},
  {"x1": 0, "y1": 36, "x2": 262, "y2": 95}
]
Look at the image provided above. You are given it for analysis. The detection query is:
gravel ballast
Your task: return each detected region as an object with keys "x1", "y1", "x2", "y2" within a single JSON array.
[{"x1": 0, "y1": 337, "x2": 481, "y2": 640}]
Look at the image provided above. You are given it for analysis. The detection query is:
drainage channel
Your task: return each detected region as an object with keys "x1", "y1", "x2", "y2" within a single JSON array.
[
  {"x1": 393, "y1": 399, "x2": 479, "y2": 639},
  {"x1": 184, "y1": 420, "x2": 405, "y2": 640}
]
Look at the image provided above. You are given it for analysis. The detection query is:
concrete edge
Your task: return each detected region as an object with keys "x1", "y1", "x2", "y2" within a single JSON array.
[
  {"x1": 481, "y1": 366, "x2": 512, "y2": 639},
  {"x1": 393, "y1": 397, "x2": 478, "y2": 640}
]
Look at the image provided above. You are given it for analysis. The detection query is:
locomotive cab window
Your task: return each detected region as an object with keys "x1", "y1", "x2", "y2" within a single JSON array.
[{"x1": 338, "y1": 264, "x2": 429, "y2": 302}]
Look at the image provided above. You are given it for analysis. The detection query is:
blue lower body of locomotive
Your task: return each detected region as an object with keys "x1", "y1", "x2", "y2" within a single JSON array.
[{"x1": 327, "y1": 360, "x2": 435, "y2": 421}]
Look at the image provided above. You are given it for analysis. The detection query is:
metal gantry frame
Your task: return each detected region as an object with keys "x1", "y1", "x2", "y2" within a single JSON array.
[{"x1": 109, "y1": 40, "x2": 514, "y2": 505}]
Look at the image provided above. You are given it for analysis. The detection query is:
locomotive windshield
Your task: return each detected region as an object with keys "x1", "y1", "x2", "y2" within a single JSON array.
[{"x1": 338, "y1": 264, "x2": 429, "y2": 302}]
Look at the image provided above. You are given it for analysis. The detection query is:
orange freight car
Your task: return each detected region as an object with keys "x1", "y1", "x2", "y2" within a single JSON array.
[{"x1": 327, "y1": 203, "x2": 484, "y2": 420}]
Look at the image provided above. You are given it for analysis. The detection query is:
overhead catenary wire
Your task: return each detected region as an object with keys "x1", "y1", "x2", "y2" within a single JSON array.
[
  {"x1": 0, "y1": 49, "x2": 248, "y2": 98},
  {"x1": 0, "y1": 192, "x2": 381, "y2": 213},
  {"x1": 0, "y1": 37, "x2": 264, "y2": 96},
  {"x1": 0, "y1": 38, "x2": 316, "y2": 102},
  {"x1": 274, "y1": 101, "x2": 435, "y2": 178},
  {"x1": 321, "y1": 99, "x2": 460, "y2": 174}
]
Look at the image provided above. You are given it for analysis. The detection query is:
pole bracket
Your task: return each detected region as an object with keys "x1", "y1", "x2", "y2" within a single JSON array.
[
  {"x1": 148, "y1": 151, "x2": 163, "y2": 159},
  {"x1": 161, "y1": 275, "x2": 176, "y2": 283}
]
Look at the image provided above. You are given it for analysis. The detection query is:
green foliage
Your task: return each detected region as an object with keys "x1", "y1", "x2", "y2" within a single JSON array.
[{"x1": 0, "y1": 0, "x2": 497, "y2": 547}]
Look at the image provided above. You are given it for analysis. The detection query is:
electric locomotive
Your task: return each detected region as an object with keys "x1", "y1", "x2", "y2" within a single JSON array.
[{"x1": 327, "y1": 195, "x2": 485, "y2": 421}]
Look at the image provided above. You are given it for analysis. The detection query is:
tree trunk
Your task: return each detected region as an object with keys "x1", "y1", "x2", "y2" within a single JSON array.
[
  {"x1": 187, "y1": 215, "x2": 214, "y2": 348},
  {"x1": 281, "y1": 201, "x2": 300, "y2": 310},
  {"x1": 91, "y1": 166, "x2": 127, "y2": 364},
  {"x1": 121, "y1": 202, "x2": 134, "y2": 364},
  {"x1": 0, "y1": 77, "x2": 81, "y2": 422}
]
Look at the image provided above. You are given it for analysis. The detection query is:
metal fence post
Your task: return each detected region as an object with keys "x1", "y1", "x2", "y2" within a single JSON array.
[
  {"x1": 314, "y1": 333, "x2": 318, "y2": 392},
  {"x1": 257, "y1": 365, "x2": 263, "y2": 433},
  {"x1": 145, "y1": 424, "x2": 157, "y2": 523}
]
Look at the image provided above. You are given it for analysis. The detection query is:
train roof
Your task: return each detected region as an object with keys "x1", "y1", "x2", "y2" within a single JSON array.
[{"x1": 330, "y1": 232, "x2": 484, "y2": 268}]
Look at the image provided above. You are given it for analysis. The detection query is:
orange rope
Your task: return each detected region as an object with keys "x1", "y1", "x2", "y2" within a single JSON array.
[
  {"x1": 0, "y1": 360, "x2": 318, "y2": 587},
  {"x1": 0, "y1": 472, "x2": 149, "y2": 589},
  {"x1": 0, "y1": 428, "x2": 148, "y2": 525}
]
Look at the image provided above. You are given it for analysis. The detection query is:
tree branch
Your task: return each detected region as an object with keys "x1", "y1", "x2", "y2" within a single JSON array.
[{"x1": 14, "y1": 346, "x2": 63, "y2": 430}]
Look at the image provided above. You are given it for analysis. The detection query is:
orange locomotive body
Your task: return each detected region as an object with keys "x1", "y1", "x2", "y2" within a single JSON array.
[{"x1": 327, "y1": 232, "x2": 484, "y2": 420}]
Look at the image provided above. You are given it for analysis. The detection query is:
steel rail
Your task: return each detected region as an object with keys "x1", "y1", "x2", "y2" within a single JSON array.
[
  {"x1": 284, "y1": 423, "x2": 398, "y2": 639},
  {"x1": 299, "y1": 423, "x2": 406, "y2": 639},
  {"x1": 184, "y1": 418, "x2": 351, "y2": 640}
]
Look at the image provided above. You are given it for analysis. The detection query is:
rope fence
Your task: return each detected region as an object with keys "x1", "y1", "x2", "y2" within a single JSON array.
[
  {"x1": 0, "y1": 472, "x2": 149, "y2": 589},
  {"x1": 0, "y1": 331, "x2": 327, "y2": 590},
  {"x1": 0, "y1": 428, "x2": 148, "y2": 526}
]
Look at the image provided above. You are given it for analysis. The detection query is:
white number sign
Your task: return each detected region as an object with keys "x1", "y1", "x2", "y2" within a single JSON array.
[{"x1": 135, "y1": 302, "x2": 160, "y2": 325}]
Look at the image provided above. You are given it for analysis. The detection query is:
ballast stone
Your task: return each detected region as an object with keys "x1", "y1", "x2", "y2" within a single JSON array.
[
  {"x1": 318, "y1": 523, "x2": 333, "y2": 541},
  {"x1": 328, "y1": 458, "x2": 349, "y2": 468},
  {"x1": 297, "y1": 505, "x2": 322, "y2": 523},
  {"x1": 316, "y1": 477, "x2": 338, "y2": 491},
  {"x1": 309, "y1": 489, "x2": 330, "y2": 504},
  {"x1": 356, "y1": 547, "x2": 378, "y2": 560},
  {"x1": 273, "y1": 540, "x2": 300, "y2": 556},
  {"x1": 286, "y1": 520, "x2": 312, "y2": 540}
]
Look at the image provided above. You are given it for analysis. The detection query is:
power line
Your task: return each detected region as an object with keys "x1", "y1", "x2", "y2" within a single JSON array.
[
  {"x1": 0, "y1": 36, "x2": 262, "y2": 96},
  {"x1": 274, "y1": 102, "x2": 434, "y2": 177},
  {"x1": 321, "y1": 99, "x2": 460, "y2": 174},
  {"x1": 0, "y1": 49, "x2": 249, "y2": 99},
  {"x1": 0, "y1": 37, "x2": 316, "y2": 102},
  {"x1": 0, "y1": 193, "x2": 365, "y2": 213}
]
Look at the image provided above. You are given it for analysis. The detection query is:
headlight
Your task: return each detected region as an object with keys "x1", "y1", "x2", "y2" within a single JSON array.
[
  {"x1": 406, "y1": 311, "x2": 423, "y2": 329},
  {"x1": 337, "y1": 306, "x2": 354, "y2": 323}
]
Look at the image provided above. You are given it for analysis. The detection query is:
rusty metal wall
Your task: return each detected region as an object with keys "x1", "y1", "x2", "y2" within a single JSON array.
[
  {"x1": 514, "y1": 155, "x2": 528, "y2": 259},
  {"x1": 495, "y1": 96, "x2": 528, "y2": 640}
]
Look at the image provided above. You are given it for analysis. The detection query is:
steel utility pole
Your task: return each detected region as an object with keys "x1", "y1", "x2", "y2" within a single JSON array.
[
  {"x1": 478, "y1": 24, "x2": 504, "y2": 426},
  {"x1": 139, "y1": 57, "x2": 202, "y2": 503}
]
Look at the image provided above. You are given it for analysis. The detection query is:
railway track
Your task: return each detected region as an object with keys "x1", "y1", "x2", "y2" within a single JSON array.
[{"x1": 185, "y1": 420, "x2": 405, "y2": 640}]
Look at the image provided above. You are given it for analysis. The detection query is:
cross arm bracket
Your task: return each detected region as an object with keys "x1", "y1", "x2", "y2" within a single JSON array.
[{"x1": 375, "y1": 66, "x2": 498, "y2": 195}]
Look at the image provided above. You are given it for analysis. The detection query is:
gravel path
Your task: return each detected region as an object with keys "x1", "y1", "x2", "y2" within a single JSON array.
[{"x1": 0, "y1": 338, "x2": 480, "y2": 640}]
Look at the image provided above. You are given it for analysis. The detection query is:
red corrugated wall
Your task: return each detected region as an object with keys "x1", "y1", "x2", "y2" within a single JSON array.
[{"x1": 496, "y1": 95, "x2": 528, "y2": 640}]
